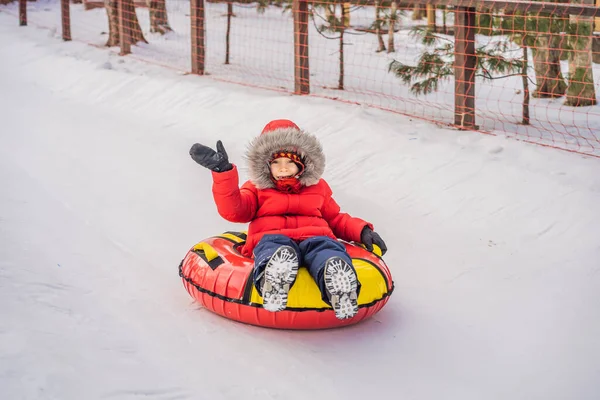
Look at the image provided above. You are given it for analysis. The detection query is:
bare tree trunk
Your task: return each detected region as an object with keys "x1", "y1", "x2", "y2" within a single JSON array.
[
  {"x1": 325, "y1": 4, "x2": 332, "y2": 21},
  {"x1": 442, "y1": 6, "x2": 447, "y2": 34},
  {"x1": 427, "y1": 4, "x2": 436, "y2": 31},
  {"x1": 105, "y1": 0, "x2": 147, "y2": 47},
  {"x1": 387, "y1": 1, "x2": 397, "y2": 53},
  {"x1": 122, "y1": 0, "x2": 147, "y2": 44},
  {"x1": 412, "y1": 4, "x2": 425, "y2": 20},
  {"x1": 106, "y1": 0, "x2": 120, "y2": 46},
  {"x1": 338, "y1": 3, "x2": 345, "y2": 90},
  {"x1": 71, "y1": 0, "x2": 83, "y2": 4},
  {"x1": 147, "y1": 0, "x2": 172, "y2": 34},
  {"x1": 225, "y1": 1, "x2": 232, "y2": 64},
  {"x1": 532, "y1": 34, "x2": 567, "y2": 98},
  {"x1": 522, "y1": 45, "x2": 530, "y2": 125},
  {"x1": 596, "y1": 0, "x2": 600, "y2": 34},
  {"x1": 592, "y1": 34, "x2": 600, "y2": 64},
  {"x1": 375, "y1": 0, "x2": 386, "y2": 52},
  {"x1": 565, "y1": 0, "x2": 597, "y2": 106}
]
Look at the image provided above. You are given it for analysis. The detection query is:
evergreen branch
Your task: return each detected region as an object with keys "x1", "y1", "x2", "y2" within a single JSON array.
[
  {"x1": 310, "y1": 9, "x2": 341, "y2": 40},
  {"x1": 389, "y1": 22, "x2": 540, "y2": 98},
  {"x1": 409, "y1": 68, "x2": 454, "y2": 95},
  {"x1": 475, "y1": 71, "x2": 538, "y2": 86},
  {"x1": 388, "y1": 60, "x2": 415, "y2": 85},
  {"x1": 311, "y1": 7, "x2": 333, "y2": 26},
  {"x1": 410, "y1": 26, "x2": 453, "y2": 46},
  {"x1": 344, "y1": 30, "x2": 368, "y2": 37},
  {"x1": 476, "y1": 72, "x2": 522, "y2": 80},
  {"x1": 389, "y1": 57, "x2": 453, "y2": 96}
]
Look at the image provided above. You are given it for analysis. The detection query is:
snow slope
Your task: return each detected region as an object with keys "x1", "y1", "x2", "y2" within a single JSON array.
[{"x1": 1, "y1": 12, "x2": 600, "y2": 400}]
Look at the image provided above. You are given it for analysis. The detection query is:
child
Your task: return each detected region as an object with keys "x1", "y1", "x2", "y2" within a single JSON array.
[{"x1": 189, "y1": 119, "x2": 387, "y2": 319}]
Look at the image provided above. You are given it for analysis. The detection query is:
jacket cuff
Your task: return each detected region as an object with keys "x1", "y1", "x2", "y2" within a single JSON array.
[{"x1": 212, "y1": 164, "x2": 240, "y2": 193}]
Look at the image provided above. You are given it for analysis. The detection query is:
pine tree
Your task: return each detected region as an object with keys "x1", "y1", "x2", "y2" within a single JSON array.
[
  {"x1": 225, "y1": 1, "x2": 233, "y2": 64},
  {"x1": 257, "y1": 0, "x2": 292, "y2": 14},
  {"x1": 565, "y1": 0, "x2": 597, "y2": 106},
  {"x1": 370, "y1": 1, "x2": 404, "y2": 53},
  {"x1": 500, "y1": 12, "x2": 534, "y2": 124},
  {"x1": 388, "y1": 27, "x2": 529, "y2": 122},
  {"x1": 374, "y1": 0, "x2": 386, "y2": 52},
  {"x1": 498, "y1": 1, "x2": 595, "y2": 106},
  {"x1": 499, "y1": 5, "x2": 567, "y2": 98},
  {"x1": 387, "y1": 1, "x2": 398, "y2": 53},
  {"x1": 312, "y1": 0, "x2": 348, "y2": 90}
]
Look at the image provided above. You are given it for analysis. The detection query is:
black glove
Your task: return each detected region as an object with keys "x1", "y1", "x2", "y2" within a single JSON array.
[
  {"x1": 360, "y1": 226, "x2": 387, "y2": 256},
  {"x1": 189, "y1": 140, "x2": 233, "y2": 172}
]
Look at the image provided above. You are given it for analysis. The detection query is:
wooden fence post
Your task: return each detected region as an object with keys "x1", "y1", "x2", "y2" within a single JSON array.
[
  {"x1": 454, "y1": 6, "x2": 476, "y2": 129},
  {"x1": 191, "y1": 0, "x2": 205, "y2": 75},
  {"x1": 293, "y1": 0, "x2": 309, "y2": 94},
  {"x1": 595, "y1": 0, "x2": 600, "y2": 32},
  {"x1": 19, "y1": 0, "x2": 26, "y2": 26},
  {"x1": 61, "y1": 0, "x2": 72, "y2": 41},
  {"x1": 118, "y1": 0, "x2": 131, "y2": 55}
]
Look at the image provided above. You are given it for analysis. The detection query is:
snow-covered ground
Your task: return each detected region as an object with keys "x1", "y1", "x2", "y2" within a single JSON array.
[
  {"x1": 2, "y1": 0, "x2": 600, "y2": 156},
  {"x1": 1, "y1": 8, "x2": 600, "y2": 400}
]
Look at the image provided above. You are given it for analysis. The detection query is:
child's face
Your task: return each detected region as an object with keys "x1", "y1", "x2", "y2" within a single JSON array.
[{"x1": 270, "y1": 157, "x2": 300, "y2": 180}]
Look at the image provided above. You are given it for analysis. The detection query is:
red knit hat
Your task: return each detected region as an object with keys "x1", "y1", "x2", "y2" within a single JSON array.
[
  {"x1": 261, "y1": 119, "x2": 300, "y2": 135},
  {"x1": 262, "y1": 119, "x2": 305, "y2": 176}
]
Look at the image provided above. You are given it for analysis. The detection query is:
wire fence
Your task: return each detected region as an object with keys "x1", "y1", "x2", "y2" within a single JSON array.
[{"x1": 3, "y1": 0, "x2": 600, "y2": 157}]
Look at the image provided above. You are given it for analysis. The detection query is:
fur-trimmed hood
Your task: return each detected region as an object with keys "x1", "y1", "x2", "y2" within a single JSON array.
[{"x1": 245, "y1": 124, "x2": 325, "y2": 190}]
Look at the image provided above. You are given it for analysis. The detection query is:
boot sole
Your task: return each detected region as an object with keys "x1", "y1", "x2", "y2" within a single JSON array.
[
  {"x1": 324, "y1": 257, "x2": 359, "y2": 320},
  {"x1": 261, "y1": 245, "x2": 299, "y2": 312}
]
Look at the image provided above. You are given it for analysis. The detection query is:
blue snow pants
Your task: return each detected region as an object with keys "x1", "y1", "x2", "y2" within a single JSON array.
[{"x1": 252, "y1": 234, "x2": 360, "y2": 304}]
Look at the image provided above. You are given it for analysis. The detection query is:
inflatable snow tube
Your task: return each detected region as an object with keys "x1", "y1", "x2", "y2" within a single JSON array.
[{"x1": 178, "y1": 231, "x2": 394, "y2": 330}]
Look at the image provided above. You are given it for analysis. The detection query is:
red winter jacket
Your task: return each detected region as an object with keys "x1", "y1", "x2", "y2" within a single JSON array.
[{"x1": 211, "y1": 165, "x2": 373, "y2": 258}]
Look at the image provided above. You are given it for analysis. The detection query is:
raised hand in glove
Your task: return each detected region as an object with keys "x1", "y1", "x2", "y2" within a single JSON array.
[
  {"x1": 189, "y1": 140, "x2": 233, "y2": 173},
  {"x1": 360, "y1": 226, "x2": 387, "y2": 256}
]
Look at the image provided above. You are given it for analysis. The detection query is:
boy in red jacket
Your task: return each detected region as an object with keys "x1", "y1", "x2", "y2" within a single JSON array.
[{"x1": 190, "y1": 119, "x2": 386, "y2": 319}]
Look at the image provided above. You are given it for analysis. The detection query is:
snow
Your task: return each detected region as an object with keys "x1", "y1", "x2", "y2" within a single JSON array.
[{"x1": 1, "y1": 6, "x2": 600, "y2": 400}]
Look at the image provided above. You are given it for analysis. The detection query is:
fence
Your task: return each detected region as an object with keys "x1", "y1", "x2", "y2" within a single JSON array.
[{"x1": 4, "y1": 0, "x2": 600, "y2": 157}]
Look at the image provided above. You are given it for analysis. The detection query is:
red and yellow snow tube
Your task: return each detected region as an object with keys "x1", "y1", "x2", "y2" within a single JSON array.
[{"x1": 179, "y1": 231, "x2": 394, "y2": 329}]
